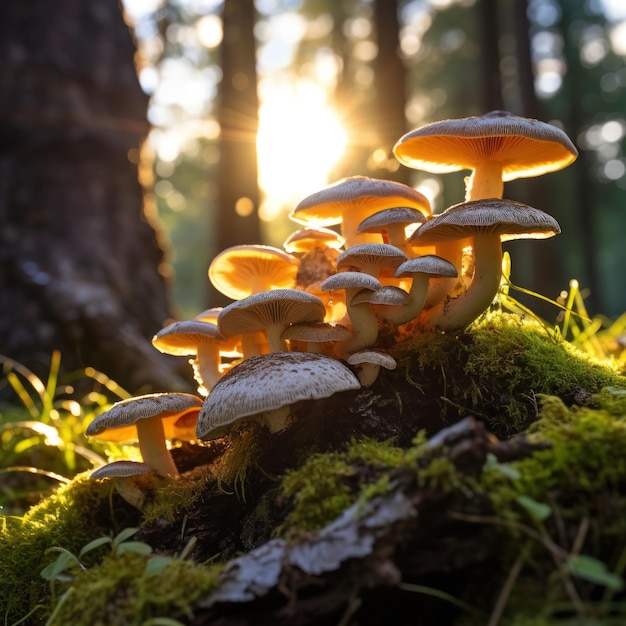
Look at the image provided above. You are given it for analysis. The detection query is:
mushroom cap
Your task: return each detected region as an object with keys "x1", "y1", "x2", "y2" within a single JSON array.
[
  {"x1": 357, "y1": 207, "x2": 428, "y2": 233},
  {"x1": 90, "y1": 460, "x2": 153, "y2": 480},
  {"x1": 394, "y1": 110, "x2": 578, "y2": 181},
  {"x1": 409, "y1": 198, "x2": 561, "y2": 243},
  {"x1": 320, "y1": 271, "x2": 382, "y2": 293},
  {"x1": 283, "y1": 227, "x2": 345, "y2": 254},
  {"x1": 152, "y1": 320, "x2": 225, "y2": 356},
  {"x1": 281, "y1": 322, "x2": 352, "y2": 344},
  {"x1": 336, "y1": 243, "x2": 408, "y2": 276},
  {"x1": 208, "y1": 244, "x2": 300, "y2": 301},
  {"x1": 394, "y1": 255, "x2": 459, "y2": 278},
  {"x1": 196, "y1": 352, "x2": 361, "y2": 439},
  {"x1": 86, "y1": 392, "x2": 203, "y2": 442},
  {"x1": 194, "y1": 307, "x2": 224, "y2": 325},
  {"x1": 347, "y1": 350, "x2": 397, "y2": 370},
  {"x1": 217, "y1": 288, "x2": 326, "y2": 339},
  {"x1": 350, "y1": 285, "x2": 412, "y2": 306},
  {"x1": 289, "y1": 175, "x2": 432, "y2": 227}
]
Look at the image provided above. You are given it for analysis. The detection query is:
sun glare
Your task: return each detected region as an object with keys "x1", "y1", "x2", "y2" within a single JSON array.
[{"x1": 257, "y1": 80, "x2": 347, "y2": 221}]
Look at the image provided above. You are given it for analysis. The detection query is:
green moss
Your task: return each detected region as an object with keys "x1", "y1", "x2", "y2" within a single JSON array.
[
  {"x1": 49, "y1": 550, "x2": 222, "y2": 625},
  {"x1": 394, "y1": 313, "x2": 626, "y2": 437},
  {"x1": 0, "y1": 474, "x2": 132, "y2": 624},
  {"x1": 142, "y1": 466, "x2": 215, "y2": 524}
]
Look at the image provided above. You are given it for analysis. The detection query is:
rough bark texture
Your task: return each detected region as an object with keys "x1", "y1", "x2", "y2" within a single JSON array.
[{"x1": 0, "y1": 0, "x2": 187, "y2": 393}]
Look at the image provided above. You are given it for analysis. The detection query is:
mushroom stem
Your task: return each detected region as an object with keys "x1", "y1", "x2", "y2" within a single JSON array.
[
  {"x1": 194, "y1": 343, "x2": 222, "y2": 394},
  {"x1": 342, "y1": 208, "x2": 383, "y2": 248},
  {"x1": 136, "y1": 418, "x2": 179, "y2": 478},
  {"x1": 340, "y1": 289, "x2": 379, "y2": 354},
  {"x1": 465, "y1": 161, "x2": 504, "y2": 201},
  {"x1": 424, "y1": 233, "x2": 502, "y2": 330},
  {"x1": 355, "y1": 363, "x2": 381, "y2": 387},
  {"x1": 265, "y1": 324, "x2": 288, "y2": 353},
  {"x1": 263, "y1": 405, "x2": 292, "y2": 433}
]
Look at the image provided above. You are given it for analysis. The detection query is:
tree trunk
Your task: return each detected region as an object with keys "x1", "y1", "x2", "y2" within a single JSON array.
[
  {"x1": 210, "y1": 0, "x2": 261, "y2": 307},
  {"x1": 0, "y1": 0, "x2": 187, "y2": 394},
  {"x1": 373, "y1": 0, "x2": 411, "y2": 184}
]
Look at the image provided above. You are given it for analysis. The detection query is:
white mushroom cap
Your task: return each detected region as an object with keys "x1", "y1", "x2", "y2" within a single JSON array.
[
  {"x1": 289, "y1": 176, "x2": 431, "y2": 247},
  {"x1": 357, "y1": 207, "x2": 429, "y2": 256},
  {"x1": 196, "y1": 352, "x2": 361, "y2": 439},
  {"x1": 347, "y1": 350, "x2": 397, "y2": 387},
  {"x1": 90, "y1": 460, "x2": 152, "y2": 480},
  {"x1": 281, "y1": 322, "x2": 352, "y2": 353},
  {"x1": 217, "y1": 288, "x2": 326, "y2": 353},
  {"x1": 336, "y1": 243, "x2": 408, "y2": 278},
  {"x1": 86, "y1": 392, "x2": 203, "y2": 477}
]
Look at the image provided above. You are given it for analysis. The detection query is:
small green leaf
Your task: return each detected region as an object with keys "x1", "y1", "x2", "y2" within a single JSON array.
[
  {"x1": 144, "y1": 555, "x2": 173, "y2": 576},
  {"x1": 516, "y1": 495, "x2": 552, "y2": 522},
  {"x1": 115, "y1": 541, "x2": 153, "y2": 557},
  {"x1": 112, "y1": 526, "x2": 140, "y2": 547},
  {"x1": 78, "y1": 536, "x2": 112, "y2": 558},
  {"x1": 567, "y1": 554, "x2": 624, "y2": 591},
  {"x1": 141, "y1": 618, "x2": 187, "y2": 626},
  {"x1": 41, "y1": 550, "x2": 80, "y2": 581},
  {"x1": 485, "y1": 453, "x2": 521, "y2": 481}
]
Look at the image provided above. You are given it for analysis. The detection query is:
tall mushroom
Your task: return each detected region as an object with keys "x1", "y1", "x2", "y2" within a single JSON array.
[
  {"x1": 196, "y1": 352, "x2": 361, "y2": 438},
  {"x1": 411, "y1": 198, "x2": 561, "y2": 330},
  {"x1": 393, "y1": 110, "x2": 578, "y2": 201},
  {"x1": 86, "y1": 392, "x2": 204, "y2": 477}
]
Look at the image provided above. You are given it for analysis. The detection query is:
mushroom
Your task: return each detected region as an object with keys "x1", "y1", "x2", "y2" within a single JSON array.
[
  {"x1": 347, "y1": 350, "x2": 397, "y2": 387},
  {"x1": 357, "y1": 207, "x2": 429, "y2": 257},
  {"x1": 410, "y1": 198, "x2": 561, "y2": 330},
  {"x1": 283, "y1": 227, "x2": 345, "y2": 256},
  {"x1": 89, "y1": 460, "x2": 152, "y2": 480},
  {"x1": 289, "y1": 175, "x2": 431, "y2": 248},
  {"x1": 320, "y1": 271, "x2": 382, "y2": 354},
  {"x1": 394, "y1": 110, "x2": 578, "y2": 201},
  {"x1": 281, "y1": 321, "x2": 352, "y2": 354},
  {"x1": 217, "y1": 288, "x2": 326, "y2": 354},
  {"x1": 335, "y1": 243, "x2": 408, "y2": 280},
  {"x1": 152, "y1": 319, "x2": 234, "y2": 395},
  {"x1": 208, "y1": 244, "x2": 300, "y2": 300},
  {"x1": 350, "y1": 285, "x2": 412, "y2": 326},
  {"x1": 85, "y1": 392, "x2": 204, "y2": 477},
  {"x1": 196, "y1": 352, "x2": 361, "y2": 438},
  {"x1": 391, "y1": 255, "x2": 459, "y2": 324}
]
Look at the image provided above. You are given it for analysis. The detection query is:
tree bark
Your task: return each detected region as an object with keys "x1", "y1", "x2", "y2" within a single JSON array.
[{"x1": 0, "y1": 0, "x2": 187, "y2": 393}]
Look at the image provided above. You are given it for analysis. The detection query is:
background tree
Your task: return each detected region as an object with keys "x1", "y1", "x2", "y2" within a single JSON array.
[{"x1": 0, "y1": 0, "x2": 187, "y2": 393}]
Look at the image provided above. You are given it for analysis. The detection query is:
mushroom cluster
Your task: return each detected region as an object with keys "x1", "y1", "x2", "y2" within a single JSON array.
[{"x1": 85, "y1": 110, "x2": 578, "y2": 478}]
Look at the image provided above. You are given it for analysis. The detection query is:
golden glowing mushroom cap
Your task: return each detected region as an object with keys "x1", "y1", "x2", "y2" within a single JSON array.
[
  {"x1": 196, "y1": 352, "x2": 361, "y2": 440},
  {"x1": 289, "y1": 176, "x2": 432, "y2": 227},
  {"x1": 208, "y1": 244, "x2": 299, "y2": 301},
  {"x1": 409, "y1": 199, "x2": 561, "y2": 243},
  {"x1": 394, "y1": 110, "x2": 578, "y2": 181},
  {"x1": 283, "y1": 227, "x2": 345, "y2": 254},
  {"x1": 152, "y1": 320, "x2": 226, "y2": 357}
]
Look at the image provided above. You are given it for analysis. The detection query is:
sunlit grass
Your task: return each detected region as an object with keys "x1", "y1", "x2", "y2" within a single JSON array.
[{"x1": 0, "y1": 352, "x2": 134, "y2": 516}]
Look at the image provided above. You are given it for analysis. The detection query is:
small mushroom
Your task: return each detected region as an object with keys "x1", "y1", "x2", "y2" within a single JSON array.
[
  {"x1": 85, "y1": 392, "x2": 204, "y2": 477},
  {"x1": 336, "y1": 243, "x2": 408, "y2": 280},
  {"x1": 152, "y1": 319, "x2": 232, "y2": 395},
  {"x1": 357, "y1": 207, "x2": 429, "y2": 257},
  {"x1": 320, "y1": 271, "x2": 382, "y2": 354},
  {"x1": 89, "y1": 460, "x2": 152, "y2": 480},
  {"x1": 281, "y1": 321, "x2": 352, "y2": 354},
  {"x1": 196, "y1": 352, "x2": 361, "y2": 439},
  {"x1": 347, "y1": 350, "x2": 397, "y2": 387}
]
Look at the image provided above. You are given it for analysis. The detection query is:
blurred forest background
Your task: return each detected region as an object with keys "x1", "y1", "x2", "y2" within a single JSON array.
[
  {"x1": 128, "y1": 0, "x2": 626, "y2": 319},
  {"x1": 2, "y1": 0, "x2": 626, "y2": 390}
]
